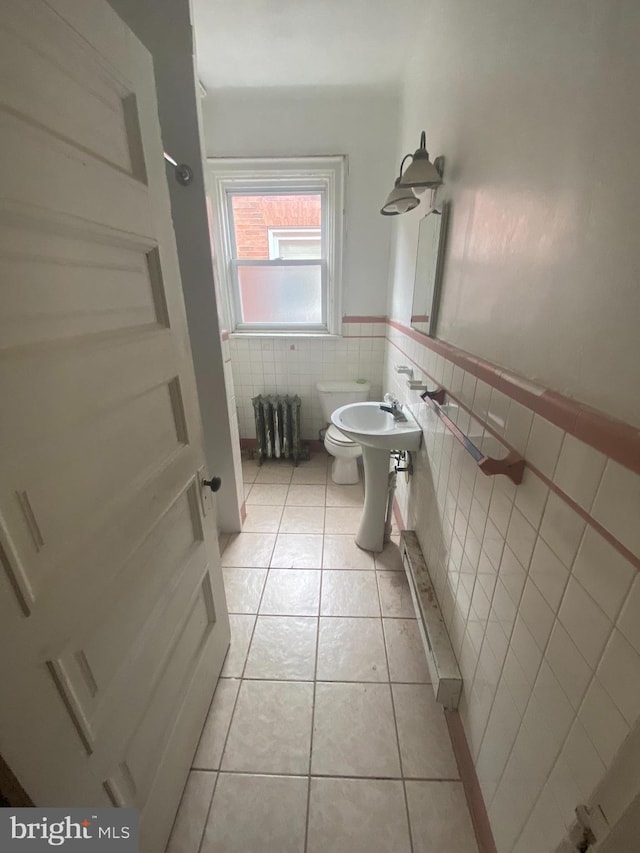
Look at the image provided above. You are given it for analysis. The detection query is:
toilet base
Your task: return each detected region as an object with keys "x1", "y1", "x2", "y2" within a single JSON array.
[{"x1": 331, "y1": 456, "x2": 360, "y2": 485}]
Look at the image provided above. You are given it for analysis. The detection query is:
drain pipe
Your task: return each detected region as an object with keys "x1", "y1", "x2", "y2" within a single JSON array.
[
  {"x1": 385, "y1": 451, "x2": 413, "y2": 542},
  {"x1": 384, "y1": 469, "x2": 397, "y2": 544}
]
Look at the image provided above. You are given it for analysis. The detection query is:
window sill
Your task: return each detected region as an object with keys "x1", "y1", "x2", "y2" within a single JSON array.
[{"x1": 229, "y1": 331, "x2": 342, "y2": 341}]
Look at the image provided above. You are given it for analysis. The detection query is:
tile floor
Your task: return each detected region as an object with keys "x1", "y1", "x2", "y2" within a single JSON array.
[{"x1": 166, "y1": 452, "x2": 479, "y2": 853}]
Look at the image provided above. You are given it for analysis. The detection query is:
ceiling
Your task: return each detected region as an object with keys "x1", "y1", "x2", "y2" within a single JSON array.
[{"x1": 192, "y1": 0, "x2": 423, "y2": 90}]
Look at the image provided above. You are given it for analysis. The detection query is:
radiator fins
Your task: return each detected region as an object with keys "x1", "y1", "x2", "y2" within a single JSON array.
[{"x1": 251, "y1": 394, "x2": 302, "y2": 465}]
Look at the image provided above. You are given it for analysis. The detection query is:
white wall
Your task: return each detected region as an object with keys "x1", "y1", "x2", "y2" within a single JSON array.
[
  {"x1": 383, "y1": 2, "x2": 640, "y2": 851},
  {"x1": 108, "y1": 0, "x2": 243, "y2": 531},
  {"x1": 202, "y1": 86, "x2": 399, "y2": 317},
  {"x1": 388, "y1": 0, "x2": 640, "y2": 428}
]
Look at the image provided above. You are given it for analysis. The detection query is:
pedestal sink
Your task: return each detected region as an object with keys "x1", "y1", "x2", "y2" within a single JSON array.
[{"x1": 331, "y1": 402, "x2": 422, "y2": 552}]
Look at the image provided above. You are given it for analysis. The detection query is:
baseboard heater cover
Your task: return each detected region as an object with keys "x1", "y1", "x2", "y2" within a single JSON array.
[{"x1": 400, "y1": 530, "x2": 462, "y2": 710}]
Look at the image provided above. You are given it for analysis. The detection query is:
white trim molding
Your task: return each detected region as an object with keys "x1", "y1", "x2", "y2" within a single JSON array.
[{"x1": 205, "y1": 156, "x2": 346, "y2": 335}]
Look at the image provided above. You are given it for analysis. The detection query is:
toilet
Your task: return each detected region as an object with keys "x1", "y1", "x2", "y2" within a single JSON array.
[{"x1": 316, "y1": 380, "x2": 371, "y2": 484}]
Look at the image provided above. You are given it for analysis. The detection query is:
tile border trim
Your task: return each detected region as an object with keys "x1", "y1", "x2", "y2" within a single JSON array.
[
  {"x1": 387, "y1": 335, "x2": 640, "y2": 572},
  {"x1": 342, "y1": 315, "x2": 388, "y2": 323},
  {"x1": 386, "y1": 319, "x2": 640, "y2": 477},
  {"x1": 445, "y1": 709, "x2": 498, "y2": 853}
]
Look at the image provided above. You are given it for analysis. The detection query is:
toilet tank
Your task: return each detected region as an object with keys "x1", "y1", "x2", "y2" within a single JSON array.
[{"x1": 316, "y1": 380, "x2": 371, "y2": 422}]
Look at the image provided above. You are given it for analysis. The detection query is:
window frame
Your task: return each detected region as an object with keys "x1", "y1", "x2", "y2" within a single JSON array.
[
  {"x1": 206, "y1": 157, "x2": 345, "y2": 335},
  {"x1": 267, "y1": 227, "x2": 322, "y2": 260}
]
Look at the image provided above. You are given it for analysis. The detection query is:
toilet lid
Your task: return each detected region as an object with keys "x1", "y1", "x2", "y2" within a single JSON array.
[{"x1": 326, "y1": 424, "x2": 357, "y2": 446}]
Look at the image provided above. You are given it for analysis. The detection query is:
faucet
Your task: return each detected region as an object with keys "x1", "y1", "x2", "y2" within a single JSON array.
[{"x1": 380, "y1": 394, "x2": 407, "y2": 422}]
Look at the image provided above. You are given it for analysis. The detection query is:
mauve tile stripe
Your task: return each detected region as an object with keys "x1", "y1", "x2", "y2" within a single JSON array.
[
  {"x1": 240, "y1": 501, "x2": 246, "y2": 523},
  {"x1": 221, "y1": 330, "x2": 229, "y2": 341},
  {"x1": 445, "y1": 710, "x2": 498, "y2": 853},
  {"x1": 386, "y1": 319, "x2": 640, "y2": 477},
  {"x1": 386, "y1": 336, "x2": 640, "y2": 572},
  {"x1": 342, "y1": 315, "x2": 387, "y2": 323}
]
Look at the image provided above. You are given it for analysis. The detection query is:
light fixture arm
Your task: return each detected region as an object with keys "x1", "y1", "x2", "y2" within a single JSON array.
[{"x1": 399, "y1": 153, "x2": 413, "y2": 178}]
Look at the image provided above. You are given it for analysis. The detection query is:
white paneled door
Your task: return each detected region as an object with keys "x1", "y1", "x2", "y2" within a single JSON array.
[{"x1": 0, "y1": 1, "x2": 229, "y2": 850}]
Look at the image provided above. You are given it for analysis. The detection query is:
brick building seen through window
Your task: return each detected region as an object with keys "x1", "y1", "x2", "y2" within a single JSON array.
[{"x1": 230, "y1": 194, "x2": 323, "y2": 325}]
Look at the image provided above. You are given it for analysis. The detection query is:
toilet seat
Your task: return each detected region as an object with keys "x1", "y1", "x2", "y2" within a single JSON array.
[{"x1": 325, "y1": 424, "x2": 358, "y2": 448}]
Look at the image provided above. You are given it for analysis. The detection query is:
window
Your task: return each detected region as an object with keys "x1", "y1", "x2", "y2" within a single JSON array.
[
  {"x1": 267, "y1": 227, "x2": 322, "y2": 260},
  {"x1": 207, "y1": 157, "x2": 345, "y2": 334}
]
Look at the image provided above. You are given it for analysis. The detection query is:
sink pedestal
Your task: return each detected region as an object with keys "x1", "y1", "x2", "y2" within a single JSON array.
[{"x1": 356, "y1": 447, "x2": 392, "y2": 553}]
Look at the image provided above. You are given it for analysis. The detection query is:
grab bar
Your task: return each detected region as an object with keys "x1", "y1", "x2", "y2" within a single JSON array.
[{"x1": 420, "y1": 388, "x2": 525, "y2": 485}]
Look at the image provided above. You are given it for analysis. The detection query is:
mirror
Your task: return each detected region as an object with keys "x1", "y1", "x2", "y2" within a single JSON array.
[{"x1": 411, "y1": 201, "x2": 449, "y2": 337}]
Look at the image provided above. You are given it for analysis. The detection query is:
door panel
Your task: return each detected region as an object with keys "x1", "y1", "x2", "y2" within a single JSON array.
[{"x1": 0, "y1": 1, "x2": 229, "y2": 850}]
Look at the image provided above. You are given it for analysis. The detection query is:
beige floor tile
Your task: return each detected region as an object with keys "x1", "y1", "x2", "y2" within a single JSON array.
[
  {"x1": 307, "y1": 777, "x2": 411, "y2": 853},
  {"x1": 253, "y1": 463, "x2": 294, "y2": 484},
  {"x1": 375, "y1": 540, "x2": 404, "y2": 571},
  {"x1": 193, "y1": 679, "x2": 241, "y2": 770},
  {"x1": 306, "y1": 452, "x2": 331, "y2": 467},
  {"x1": 166, "y1": 770, "x2": 216, "y2": 853},
  {"x1": 378, "y1": 571, "x2": 416, "y2": 617},
  {"x1": 322, "y1": 534, "x2": 375, "y2": 570},
  {"x1": 324, "y1": 506, "x2": 363, "y2": 533},
  {"x1": 325, "y1": 482, "x2": 365, "y2": 507},
  {"x1": 383, "y1": 619, "x2": 431, "y2": 683},
  {"x1": 217, "y1": 532, "x2": 231, "y2": 556},
  {"x1": 222, "y1": 680, "x2": 313, "y2": 774},
  {"x1": 260, "y1": 569, "x2": 321, "y2": 616},
  {"x1": 270, "y1": 534, "x2": 323, "y2": 568},
  {"x1": 312, "y1": 682, "x2": 401, "y2": 777},
  {"x1": 221, "y1": 615, "x2": 255, "y2": 677},
  {"x1": 244, "y1": 616, "x2": 317, "y2": 680},
  {"x1": 221, "y1": 532, "x2": 276, "y2": 567},
  {"x1": 201, "y1": 773, "x2": 308, "y2": 853},
  {"x1": 316, "y1": 617, "x2": 388, "y2": 682},
  {"x1": 243, "y1": 483, "x2": 252, "y2": 499},
  {"x1": 392, "y1": 684, "x2": 459, "y2": 778},
  {"x1": 242, "y1": 505, "x2": 283, "y2": 533},
  {"x1": 286, "y1": 484, "x2": 327, "y2": 505},
  {"x1": 241, "y1": 458, "x2": 260, "y2": 483},
  {"x1": 291, "y1": 465, "x2": 328, "y2": 485},
  {"x1": 222, "y1": 568, "x2": 266, "y2": 614},
  {"x1": 406, "y1": 781, "x2": 478, "y2": 852},
  {"x1": 245, "y1": 483, "x2": 289, "y2": 505},
  {"x1": 321, "y1": 571, "x2": 381, "y2": 617},
  {"x1": 280, "y1": 505, "x2": 325, "y2": 534}
]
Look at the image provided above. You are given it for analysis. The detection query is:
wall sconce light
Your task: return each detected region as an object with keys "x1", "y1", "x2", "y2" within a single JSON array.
[
  {"x1": 380, "y1": 130, "x2": 444, "y2": 216},
  {"x1": 380, "y1": 169, "x2": 420, "y2": 216}
]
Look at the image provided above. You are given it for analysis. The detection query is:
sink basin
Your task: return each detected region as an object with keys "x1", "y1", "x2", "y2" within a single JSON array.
[
  {"x1": 330, "y1": 402, "x2": 423, "y2": 553},
  {"x1": 331, "y1": 402, "x2": 422, "y2": 451}
]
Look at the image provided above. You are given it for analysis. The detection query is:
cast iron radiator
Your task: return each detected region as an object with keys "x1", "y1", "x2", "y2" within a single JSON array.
[{"x1": 251, "y1": 394, "x2": 302, "y2": 465}]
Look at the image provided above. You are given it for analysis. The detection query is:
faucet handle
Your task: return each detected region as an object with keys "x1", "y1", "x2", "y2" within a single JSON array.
[{"x1": 383, "y1": 393, "x2": 402, "y2": 411}]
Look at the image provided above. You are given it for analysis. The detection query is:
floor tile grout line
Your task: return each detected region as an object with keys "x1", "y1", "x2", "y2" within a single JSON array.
[
  {"x1": 194, "y1": 770, "x2": 219, "y2": 853},
  {"x1": 210, "y1": 768, "x2": 463, "y2": 782},
  {"x1": 378, "y1": 569, "x2": 416, "y2": 853},
  {"x1": 218, "y1": 676, "x2": 432, "y2": 687},
  {"x1": 304, "y1": 535, "x2": 324, "y2": 853},
  {"x1": 229, "y1": 609, "x2": 423, "y2": 621}
]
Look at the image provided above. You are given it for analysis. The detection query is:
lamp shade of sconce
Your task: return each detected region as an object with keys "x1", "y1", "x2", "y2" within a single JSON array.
[
  {"x1": 380, "y1": 176, "x2": 420, "y2": 216},
  {"x1": 398, "y1": 131, "x2": 443, "y2": 190}
]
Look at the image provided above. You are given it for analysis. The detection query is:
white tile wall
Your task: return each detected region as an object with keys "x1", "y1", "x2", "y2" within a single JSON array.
[
  {"x1": 229, "y1": 331, "x2": 384, "y2": 441},
  {"x1": 383, "y1": 323, "x2": 640, "y2": 853}
]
